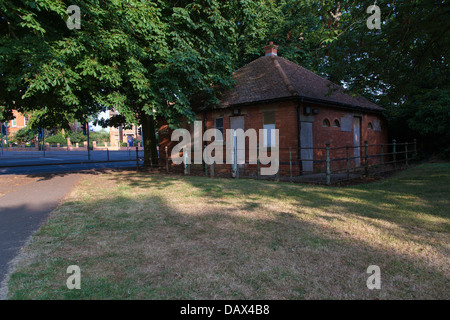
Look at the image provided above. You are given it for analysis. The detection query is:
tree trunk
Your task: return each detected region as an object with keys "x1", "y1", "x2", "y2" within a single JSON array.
[{"x1": 141, "y1": 113, "x2": 158, "y2": 167}]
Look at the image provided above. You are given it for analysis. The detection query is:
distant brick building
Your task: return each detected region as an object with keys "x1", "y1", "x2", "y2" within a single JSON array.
[
  {"x1": 108, "y1": 110, "x2": 143, "y2": 147},
  {"x1": 159, "y1": 43, "x2": 387, "y2": 174},
  {"x1": 2, "y1": 110, "x2": 79, "y2": 139},
  {"x1": 3, "y1": 110, "x2": 28, "y2": 136}
]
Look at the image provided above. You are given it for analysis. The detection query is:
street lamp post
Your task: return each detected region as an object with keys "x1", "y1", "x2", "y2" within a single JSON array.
[
  {"x1": 43, "y1": 129, "x2": 45, "y2": 157},
  {"x1": 86, "y1": 121, "x2": 90, "y2": 161},
  {"x1": 5, "y1": 122, "x2": 8, "y2": 151},
  {"x1": 1, "y1": 122, "x2": 4, "y2": 154}
]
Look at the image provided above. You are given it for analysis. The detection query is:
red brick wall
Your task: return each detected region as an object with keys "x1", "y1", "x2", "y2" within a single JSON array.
[
  {"x1": 308, "y1": 103, "x2": 388, "y2": 171},
  {"x1": 6, "y1": 110, "x2": 27, "y2": 136},
  {"x1": 158, "y1": 100, "x2": 387, "y2": 175}
]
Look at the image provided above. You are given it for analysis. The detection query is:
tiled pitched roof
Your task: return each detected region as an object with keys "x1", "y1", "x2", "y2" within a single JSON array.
[{"x1": 218, "y1": 54, "x2": 383, "y2": 112}]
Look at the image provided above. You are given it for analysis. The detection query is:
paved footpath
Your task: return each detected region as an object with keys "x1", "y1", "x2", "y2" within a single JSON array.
[{"x1": 0, "y1": 173, "x2": 82, "y2": 299}]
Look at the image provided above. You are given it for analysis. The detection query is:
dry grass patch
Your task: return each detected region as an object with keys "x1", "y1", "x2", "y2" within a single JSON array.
[{"x1": 7, "y1": 163, "x2": 450, "y2": 299}]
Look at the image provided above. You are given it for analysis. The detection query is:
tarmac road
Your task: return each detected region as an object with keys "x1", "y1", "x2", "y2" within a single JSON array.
[
  {"x1": 0, "y1": 151, "x2": 145, "y2": 299},
  {"x1": 0, "y1": 160, "x2": 143, "y2": 175}
]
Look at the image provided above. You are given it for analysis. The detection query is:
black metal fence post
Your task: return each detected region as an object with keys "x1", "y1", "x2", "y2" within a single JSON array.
[
  {"x1": 405, "y1": 142, "x2": 409, "y2": 166},
  {"x1": 184, "y1": 151, "x2": 190, "y2": 175},
  {"x1": 136, "y1": 146, "x2": 139, "y2": 171},
  {"x1": 257, "y1": 144, "x2": 260, "y2": 179},
  {"x1": 346, "y1": 145, "x2": 350, "y2": 180},
  {"x1": 326, "y1": 142, "x2": 331, "y2": 185},
  {"x1": 364, "y1": 140, "x2": 369, "y2": 176},
  {"x1": 165, "y1": 146, "x2": 169, "y2": 173},
  {"x1": 414, "y1": 139, "x2": 418, "y2": 158},
  {"x1": 275, "y1": 165, "x2": 280, "y2": 182},
  {"x1": 289, "y1": 147, "x2": 293, "y2": 181},
  {"x1": 393, "y1": 139, "x2": 397, "y2": 170}
]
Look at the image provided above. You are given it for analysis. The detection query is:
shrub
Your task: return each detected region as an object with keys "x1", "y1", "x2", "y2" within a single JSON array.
[
  {"x1": 68, "y1": 131, "x2": 87, "y2": 144},
  {"x1": 90, "y1": 130, "x2": 110, "y2": 142},
  {"x1": 45, "y1": 133, "x2": 67, "y2": 145},
  {"x1": 9, "y1": 127, "x2": 37, "y2": 144}
]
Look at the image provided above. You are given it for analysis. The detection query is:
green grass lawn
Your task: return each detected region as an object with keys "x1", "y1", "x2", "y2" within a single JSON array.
[{"x1": 7, "y1": 163, "x2": 450, "y2": 299}]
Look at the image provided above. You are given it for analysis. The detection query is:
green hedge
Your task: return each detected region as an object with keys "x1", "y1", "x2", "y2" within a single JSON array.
[
  {"x1": 45, "y1": 129, "x2": 110, "y2": 145},
  {"x1": 45, "y1": 133, "x2": 67, "y2": 144}
]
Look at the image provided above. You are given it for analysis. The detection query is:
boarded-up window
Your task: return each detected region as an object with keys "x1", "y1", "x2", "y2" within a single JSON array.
[
  {"x1": 340, "y1": 115, "x2": 353, "y2": 132},
  {"x1": 373, "y1": 119, "x2": 382, "y2": 132},
  {"x1": 263, "y1": 112, "x2": 276, "y2": 147}
]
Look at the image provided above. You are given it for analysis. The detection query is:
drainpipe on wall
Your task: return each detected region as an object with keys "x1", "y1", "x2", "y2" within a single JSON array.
[
  {"x1": 203, "y1": 112, "x2": 207, "y2": 142},
  {"x1": 297, "y1": 101, "x2": 303, "y2": 175}
]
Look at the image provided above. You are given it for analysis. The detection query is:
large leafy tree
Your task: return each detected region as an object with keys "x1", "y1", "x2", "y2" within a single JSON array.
[
  {"x1": 3, "y1": 0, "x2": 447, "y2": 160},
  {"x1": 315, "y1": 0, "x2": 449, "y2": 155},
  {"x1": 0, "y1": 0, "x2": 242, "y2": 166},
  {"x1": 254, "y1": 0, "x2": 449, "y2": 156},
  {"x1": 258, "y1": 0, "x2": 336, "y2": 71},
  {"x1": 1, "y1": 0, "x2": 164, "y2": 164}
]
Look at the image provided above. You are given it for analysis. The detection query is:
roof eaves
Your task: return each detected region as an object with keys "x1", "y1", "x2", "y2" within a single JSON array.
[
  {"x1": 223, "y1": 95, "x2": 384, "y2": 114},
  {"x1": 299, "y1": 96, "x2": 384, "y2": 114}
]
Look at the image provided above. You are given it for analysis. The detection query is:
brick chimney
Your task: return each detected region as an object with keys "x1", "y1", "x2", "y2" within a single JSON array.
[{"x1": 264, "y1": 42, "x2": 278, "y2": 56}]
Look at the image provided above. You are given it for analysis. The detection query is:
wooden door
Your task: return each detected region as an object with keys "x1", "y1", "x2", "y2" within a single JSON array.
[{"x1": 300, "y1": 122, "x2": 314, "y2": 172}]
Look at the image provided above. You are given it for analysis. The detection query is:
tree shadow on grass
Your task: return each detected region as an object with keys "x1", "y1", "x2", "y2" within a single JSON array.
[
  {"x1": 24, "y1": 168, "x2": 137, "y2": 182},
  {"x1": 109, "y1": 167, "x2": 450, "y2": 232},
  {"x1": 105, "y1": 166, "x2": 450, "y2": 270},
  {"x1": 7, "y1": 184, "x2": 449, "y2": 300},
  {"x1": 8, "y1": 164, "x2": 449, "y2": 299}
]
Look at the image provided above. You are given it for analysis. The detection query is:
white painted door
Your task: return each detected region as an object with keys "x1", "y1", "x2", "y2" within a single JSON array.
[
  {"x1": 300, "y1": 122, "x2": 314, "y2": 172},
  {"x1": 353, "y1": 117, "x2": 361, "y2": 167}
]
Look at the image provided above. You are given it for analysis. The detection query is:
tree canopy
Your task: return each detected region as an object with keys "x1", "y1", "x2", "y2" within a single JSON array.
[
  {"x1": 264, "y1": 0, "x2": 449, "y2": 156},
  {"x1": 1, "y1": 0, "x2": 449, "y2": 158},
  {"x1": 1, "y1": 0, "x2": 244, "y2": 164}
]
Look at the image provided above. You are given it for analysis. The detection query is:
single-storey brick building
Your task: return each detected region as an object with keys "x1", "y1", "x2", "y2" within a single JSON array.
[{"x1": 158, "y1": 43, "x2": 387, "y2": 175}]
